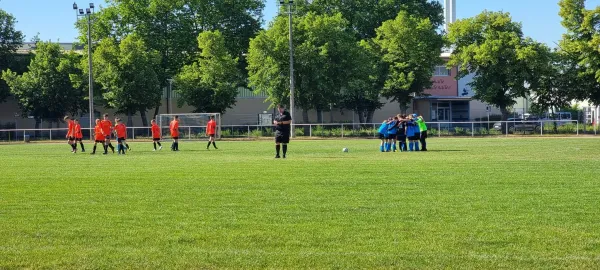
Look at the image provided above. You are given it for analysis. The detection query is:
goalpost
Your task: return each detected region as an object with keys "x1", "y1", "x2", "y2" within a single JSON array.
[{"x1": 157, "y1": 113, "x2": 222, "y2": 140}]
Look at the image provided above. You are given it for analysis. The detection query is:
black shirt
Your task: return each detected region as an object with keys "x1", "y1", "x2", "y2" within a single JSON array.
[{"x1": 275, "y1": 111, "x2": 292, "y2": 134}]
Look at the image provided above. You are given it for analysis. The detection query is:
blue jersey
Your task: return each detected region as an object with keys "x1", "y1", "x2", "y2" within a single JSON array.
[
  {"x1": 378, "y1": 122, "x2": 389, "y2": 135},
  {"x1": 406, "y1": 120, "x2": 419, "y2": 137},
  {"x1": 387, "y1": 120, "x2": 398, "y2": 135}
]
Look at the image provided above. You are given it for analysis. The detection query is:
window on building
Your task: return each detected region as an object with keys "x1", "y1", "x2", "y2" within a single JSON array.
[{"x1": 433, "y1": 66, "x2": 451, "y2": 76}]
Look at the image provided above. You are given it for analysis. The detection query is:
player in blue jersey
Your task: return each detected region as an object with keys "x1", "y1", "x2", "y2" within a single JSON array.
[
  {"x1": 387, "y1": 116, "x2": 399, "y2": 152},
  {"x1": 396, "y1": 114, "x2": 408, "y2": 152},
  {"x1": 378, "y1": 119, "x2": 390, "y2": 152},
  {"x1": 406, "y1": 115, "x2": 420, "y2": 151}
]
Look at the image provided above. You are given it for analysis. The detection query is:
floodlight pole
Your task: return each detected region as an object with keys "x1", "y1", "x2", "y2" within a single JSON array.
[
  {"x1": 74, "y1": 2, "x2": 94, "y2": 141},
  {"x1": 280, "y1": 0, "x2": 295, "y2": 137}
]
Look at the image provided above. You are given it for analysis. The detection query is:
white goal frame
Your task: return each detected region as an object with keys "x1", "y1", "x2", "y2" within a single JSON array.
[{"x1": 157, "y1": 113, "x2": 221, "y2": 140}]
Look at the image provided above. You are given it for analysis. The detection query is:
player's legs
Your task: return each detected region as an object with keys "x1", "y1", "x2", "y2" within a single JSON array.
[
  {"x1": 420, "y1": 131, "x2": 428, "y2": 151},
  {"x1": 379, "y1": 133, "x2": 385, "y2": 152},
  {"x1": 275, "y1": 134, "x2": 282, "y2": 158},
  {"x1": 414, "y1": 133, "x2": 420, "y2": 151},
  {"x1": 391, "y1": 137, "x2": 397, "y2": 152},
  {"x1": 68, "y1": 137, "x2": 76, "y2": 153},
  {"x1": 282, "y1": 135, "x2": 289, "y2": 158}
]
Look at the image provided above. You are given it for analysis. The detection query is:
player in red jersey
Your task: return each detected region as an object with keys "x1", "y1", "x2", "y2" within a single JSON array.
[
  {"x1": 73, "y1": 119, "x2": 85, "y2": 152},
  {"x1": 206, "y1": 115, "x2": 218, "y2": 150},
  {"x1": 100, "y1": 113, "x2": 115, "y2": 154},
  {"x1": 151, "y1": 119, "x2": 162, "y2": 151},
  {"x1": 170, "y1": 115, "x2": 180, "y2": 151},
  {"x1": 114, "y1": 118, "x2": 130, "y2": 155},
  {"x1": 64, "y1": 116, "x2": 77, "y2": 153}
]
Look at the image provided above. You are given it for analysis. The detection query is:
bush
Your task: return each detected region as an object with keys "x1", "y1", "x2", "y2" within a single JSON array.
[
  {"x1": 454, "y1": 127, "x2": 469, "y2": 136},
  {"x1": 330, "y1": 128, "x2": 342, "y2": 137},
  {"x1": 250, "y1": 129, "x2": 263, "y2": 138},
  {"x1": 295, "y1": 128, "x2": 304, "y2": 137}
]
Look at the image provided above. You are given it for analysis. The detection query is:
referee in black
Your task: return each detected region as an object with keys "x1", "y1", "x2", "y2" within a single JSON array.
[{"x1": 274, "y1": 104, "x2": 292, "y2": 158}]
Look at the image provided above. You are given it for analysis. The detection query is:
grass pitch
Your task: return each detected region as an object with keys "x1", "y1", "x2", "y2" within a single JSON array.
[{"x1": 1, "y1": 138, "x2": 599, "y2": 269}]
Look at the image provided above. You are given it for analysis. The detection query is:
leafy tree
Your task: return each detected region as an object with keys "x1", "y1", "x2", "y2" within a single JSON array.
[
  {"x1": 447, "y1": 11, "x2": 538, "y2": 120},
  {"x1": 174, "y1": 31, "x2": 241, "y2": 114},
  {"x1": 0, "y1": 9, "x2": 25, "y2": 103},
  {"x1": 558, "y1": 0, "x2": 600, "y2": 105},
  {"x1": 372, "y1": 11, "x2": 444, "y2": 113},
  {"x1": 92, "y1": 34, "x2": 161, "y2": 126},
  {"x1": 2, "y1": 42, "x2": 87, "y2": 129},
  {"x1": 295, "y1": 0, "x2": 444, "y2": 39},
  {"x1": 76, "y1": 0, "x2": 264, "y2": 116},
  {"x1": 247, "y1": 12, "x2": 361, "y2": 123}
]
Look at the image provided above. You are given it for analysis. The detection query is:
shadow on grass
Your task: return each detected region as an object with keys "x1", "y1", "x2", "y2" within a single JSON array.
[{"x1": 423, "y1": 150, "x2": 468, "y2": 152}]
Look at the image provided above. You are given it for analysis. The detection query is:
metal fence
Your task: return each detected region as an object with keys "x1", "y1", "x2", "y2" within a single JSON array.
[{"x1": 0, "y1": 120, "x2": 596, "y2": 143}]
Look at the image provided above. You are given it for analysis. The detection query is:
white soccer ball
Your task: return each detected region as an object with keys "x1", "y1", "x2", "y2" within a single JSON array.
[{"x1": 342, "y1": 148, "x2": 349, "y2": 153}]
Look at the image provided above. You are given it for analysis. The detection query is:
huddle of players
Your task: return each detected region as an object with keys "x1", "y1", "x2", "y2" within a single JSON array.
[
  {"x1": 378, "y1": 114, "x2": 428, "y2": 152},
  {"x1": 65, "y1": 114, "x2": 218, "y2": 154}
]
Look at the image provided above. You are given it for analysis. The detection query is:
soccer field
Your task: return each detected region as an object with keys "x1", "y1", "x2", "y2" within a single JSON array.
[{"x1": 1, "y1": 138, "x2": 599, "y2": 269}]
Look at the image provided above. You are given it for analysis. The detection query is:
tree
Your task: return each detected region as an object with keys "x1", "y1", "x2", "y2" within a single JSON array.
[
  {"x1": 174, "y1": 31, "x2": 241, "y2": 114},
  {"x1": 0, "y1": 9, "x2": 25, "y2": 103},
  {"x1": 92, "y1": 34, "x2": 161, "y2": 126},
  {"x1": 247, "y1": 12, "x2": 361, "y2": 123},
  {"x1": 2, "y1": 42, "x2": 87, "y2": 130},
  {"x1": 558, "y1": 0, "x2": 600, "y2": 105},
  {"x1": 371, "y1": 11, "x2": 444, "y2": 113},
  {"x1": 76, "y1": 0, "x2": 264, "y2": 117},
  {"x1": 447, "y1": 11, "x2": 537, "y2": 120},
  {"x1": 295, "y1": 0, "x2": 444, "y2": 39}
]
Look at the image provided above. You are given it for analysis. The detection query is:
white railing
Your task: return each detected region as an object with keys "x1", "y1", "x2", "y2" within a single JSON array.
[{"x1": 0, "y1": 120, "x2": 595, "y2": 143}]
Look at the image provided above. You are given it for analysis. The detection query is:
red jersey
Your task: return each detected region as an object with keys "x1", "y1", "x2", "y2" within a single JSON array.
[
  {"x1": 94, "y1": 125, "x2": 104, "y2": 141},
  {"x1": 100, "y1": 120, "x2": 113, "y2": 136},
  {"x1": 207, "y1": 120, "x2": 216, "y2": 135},
  {"x1": 115, "y1": 123, "x2": 127, "y2": 138},
  {"x1": 151, "y1": 123, "x2": 161, "y2": 139},
  {"x1": 170, "y1": 120, "x2": 179, "y2": 137},
  {"x1": 74, "y1": 123, "x2": 83, "y2": 139},
  {"x1": 67, "y1": 120, "x2": 75, "y2": 137}
]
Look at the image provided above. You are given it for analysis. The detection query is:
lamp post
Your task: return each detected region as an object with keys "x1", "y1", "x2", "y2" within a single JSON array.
[
  {"x1": 73, "y1": 2, "x2": 94, "y2": 140},
  {"x1": 279, "y1": 0, "x2": 295, "y2": 137}
]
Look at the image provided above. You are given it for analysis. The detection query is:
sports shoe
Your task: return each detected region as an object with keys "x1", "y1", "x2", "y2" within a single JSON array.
[
  {"x1": 275, "y1": 155, "x2": 281, "y2": 159},
  {"x1": 81, "y1": 150, "x2": 85, "y2": 153},
  {"x1": 159, "y1": 146, "x2": 162, "y2": 150},
  {"x1": 283, "y1": 155, "x2": 286, "y2": 159},
  {"x1": 153, "y1": 149, "x2": 156, "y2": 151}
]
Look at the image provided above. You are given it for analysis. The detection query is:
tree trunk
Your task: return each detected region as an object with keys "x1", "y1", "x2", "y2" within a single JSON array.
[
  {"x1": 127, "y1": 111, "x2": 134, "y2": 127},
  {"x1": 316, "y1": 109, "x2": 323, "y2": 123},
  {"x1": 500, "y1": 106, "x2": 510, "y2": 121},
  {"x1": 357, "y1": 111, "x2": 365, "y2": 124},
  {"x1": 366, "y1": 110, "x2": 374, "y2": 124},
  {"x1": 140, "y1": 110, "x2": 149, "y2": 127},
  {"x1": 302, "y1": 110, "x2": 310, "y2": 135},
  {"x1": 35, "y1": 117, "x2": 41, "y2": 138},
  {"x1": 153, "y1": 105, "x2": 160, "y2": 120},
  {"x1": 399, "y1": 103, "x2": 409, "y2": 114}
]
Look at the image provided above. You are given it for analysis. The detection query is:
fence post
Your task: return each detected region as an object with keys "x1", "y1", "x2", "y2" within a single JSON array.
[
  {"x1": 577, "y1": 121, "x2": 579, "y2": 136},
  {"x1": 438, "y1": 123, "x2": 441, "y2": 137},
  {"x1": 341, "y1": 124, "x2": 344, "y2": 138},
  {"x1": 50, "y1": 130, "x2": 52, "y2": 141},
  {"x1": 471, "y1": 122, "x2": 474, "y2": 137},
  {"x1": 541, "y1": 121, "x2": 543, "y2": 136},
  {"x1": 248, "y1": 126, "x2": 250, "y2": 138},
  {"x1": 310, "y1": 125, "x2": 312, "y2": 137},
  {"x1": 189, "y1": 127, "x2": 191, "y2": 140},
  {"x1": 133, "y1": 128, "x2": 135, "y2": 140},
  {"x1": 505, "y1": 122, "x2": 508, "y2": 137}
]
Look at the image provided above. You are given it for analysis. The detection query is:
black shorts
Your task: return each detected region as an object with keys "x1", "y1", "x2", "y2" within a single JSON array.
[
  {"x1": 117, "y1": 137, "x2": 126, "y2": 143},
  {"x1": 275, "y1": 133, "x2": 290, "y2": 144},
  {"x1": 75, "y1": 138, "x2": 82, "y2": 142},
  {"x1": 95, "y1": 140, "x2": 104, "y2": 143},
  {"x1": 397, "y1": 134, "x2": 407, "y2": 141},
  {"x1": 208, "y1": 134, "x2": 215, "y2": 138},
  {"x1": 68, "y1": 136, "x2": 75, "y2": 141},
  {"x1": 420, "y1": 131, "x2": 428, "y2": 139},
  {"x1": 153, "y1": 138, "x2": 161, "y2": 142},
  {"x1": 104, "y1": 135, "x2": 111, "y2": 140},
  {"x1": 378, "y1": 133, "x2": 388, "y2": 140},
  {"x1": 408, "y1": 135, "x2": 419, "y2": 141},
  {"x1": 172, "y1": 137, "x2": 179, "y2": 140},
  {"x1": 388, "y1": 133, "x2": 397, "y2": 139}
]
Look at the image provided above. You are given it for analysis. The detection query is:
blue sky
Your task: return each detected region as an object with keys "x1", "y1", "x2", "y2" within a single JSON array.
[{"x1": 1, "y1": 0, "x2": 599, "y2": 46}]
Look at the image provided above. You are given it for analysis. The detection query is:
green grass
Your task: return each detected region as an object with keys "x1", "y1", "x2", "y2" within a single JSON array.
[{"x1": 1, "y1": 138, "x2": 600, "y2": 269}]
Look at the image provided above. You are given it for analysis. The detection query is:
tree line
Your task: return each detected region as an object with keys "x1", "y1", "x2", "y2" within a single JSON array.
[{"x1": 1, "y1": 0, "x2": 599, "y2": 127}]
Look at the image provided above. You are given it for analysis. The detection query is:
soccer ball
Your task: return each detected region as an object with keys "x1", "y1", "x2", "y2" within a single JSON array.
[{"x1": 342, "y1": 148, "x2": 349, "y2": 153}]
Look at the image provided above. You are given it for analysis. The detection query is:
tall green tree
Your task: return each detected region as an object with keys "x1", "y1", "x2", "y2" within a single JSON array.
[
  {"x1": 76, "y1": 0, "x2": 264, "y2": 116},
  {"x1": 92, "y1": 34, "x2": 161, "y2": 126},
  {"x1": 0, "y1": 9, "x2": 25, "y2": 103},
  {"x1": 247, "y1": 12, "x2": 361, "y2": 123},
  {"x1": 2, "y1": 42, "x2": 87, "y2": 129},
  {"x1": 447, "y1": 11, "x2": 538, "y2": 120},
  {"x1": 175, "y1": 31, "x2": 241, "y2": 114},
  {"x1": 295, "y1": 0, "x2": 444, "y2": 39},
  {"x1": 371, "y1": 11, "x2": 444, "y2": 113},
  {"x1": 558, "y1": 0, "x2": 600, "y2": 105}
]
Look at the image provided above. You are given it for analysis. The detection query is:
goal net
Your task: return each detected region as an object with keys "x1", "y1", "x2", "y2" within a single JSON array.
[{"x1": 157, "y1": 113, "x2": 221, "y2": 140}]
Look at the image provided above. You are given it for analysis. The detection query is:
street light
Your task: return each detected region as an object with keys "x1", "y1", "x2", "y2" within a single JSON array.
[
  {"x1": 73, "y1": 2, "x2": 94, "y2": 141},
  {"x1": 279, "y1": 0, "x2": 296, "y2": 137}
]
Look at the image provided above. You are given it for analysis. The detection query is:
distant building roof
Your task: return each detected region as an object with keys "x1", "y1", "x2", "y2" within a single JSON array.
[{"x1": 16, "y1": 42, "x2": 84, "y2": 54}]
